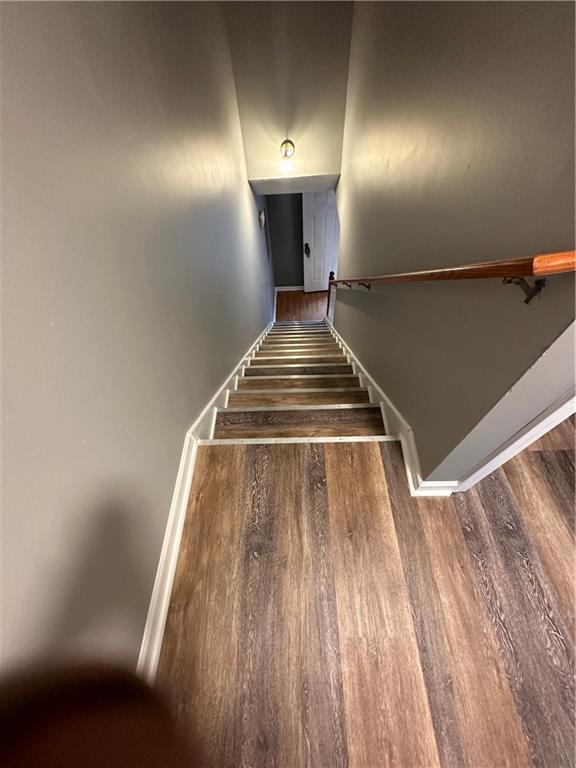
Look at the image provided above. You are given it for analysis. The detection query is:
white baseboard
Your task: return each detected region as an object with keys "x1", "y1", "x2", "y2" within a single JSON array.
[
  {"x1": 136, "y1": 321, "x2": 272, "y2": 682},
  {"x1": 400, "y1": 431, "x2": 459, "y2": 497},
  {"x1": 456, "y1": 390, "x2": 575, "y2": 492},
  {"x1": 326, "y1": 320, "x2": 458, "y2": 497},
  {"x1": 137, "y1": 433, "x2": 197, "y2": 682}
]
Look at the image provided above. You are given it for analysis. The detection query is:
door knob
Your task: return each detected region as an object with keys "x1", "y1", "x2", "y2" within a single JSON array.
[{"x1": 304, "y1": 243, "x2": 310, "y2": 257}]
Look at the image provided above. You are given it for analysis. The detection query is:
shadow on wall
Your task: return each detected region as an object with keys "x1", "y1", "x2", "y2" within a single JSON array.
[{"x1": 45, "y1": 492, "x2": 154, "y2": 664}]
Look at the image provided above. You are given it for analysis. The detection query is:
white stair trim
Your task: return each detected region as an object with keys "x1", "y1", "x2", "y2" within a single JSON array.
[{"x1": 136, "y1": 320, "x2": 273, "y2": 682}]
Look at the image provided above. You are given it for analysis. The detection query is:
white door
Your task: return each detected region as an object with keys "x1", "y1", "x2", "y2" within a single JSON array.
[{"x1": 302, "y1": 191, "x2": 340, "y2": 292}]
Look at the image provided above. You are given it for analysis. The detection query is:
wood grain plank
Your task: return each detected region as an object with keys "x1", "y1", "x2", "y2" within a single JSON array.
[
  {"x1": 159, "y1": 444, "x2": 348, "y2": 766},
  {"x1": 381, "y1": 444, "x2": 530, "y2": 767},
  {"x1": 251, "y1": 355, "x2": 347, "y2": 366},
  {"x1": 454, "y1": 471, "x2": 575, "y2": 767},
  {"x1": 214, "y1": 407, "x2": 384, "y2": 439},
  {"x1": 275, "y1": 290, "x2": 328, "y2": 321},
  {"x1": 324, "y1": 442, "x2": 441, "y2": 768},
  {"x1": 244, "y1": 364, "x2": 353, "y2": 377},
  {"x1": 503, "y1": 450, "x2": 575, "y2": 638},
  {"x1": 157, "y1": 445, "x2": 246, "y2": 764},
  {"x1": 228, "y1": 390, "x2": 370, "y2": 407},
  {"x1": 237, "y1": 375, "x2": 361, "y2": 390},
  {"x1": 256, "y1": 346, "x2": 342, "y2": 356},
  {"x1": 266, "y1": 335, "x2": 335, "y2": 344}
]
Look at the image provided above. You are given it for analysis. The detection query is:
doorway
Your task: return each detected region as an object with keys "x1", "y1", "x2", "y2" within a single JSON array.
[{"x1": 265, "y1": 191, "x2": 340, "y2": 320}]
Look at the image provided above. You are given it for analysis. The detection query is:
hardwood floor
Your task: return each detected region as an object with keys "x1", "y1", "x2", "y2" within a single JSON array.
[
  {"x1": 157, "y1": 419, "x2": 575, "y2": 767},
  {"x1": 275, "y1": 289, "x2": 329, "y2": 321}
]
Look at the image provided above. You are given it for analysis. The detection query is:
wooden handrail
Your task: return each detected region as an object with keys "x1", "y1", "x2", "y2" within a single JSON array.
[{"x1": 328, "y1": 250, "x2": 576, "y2": 287}]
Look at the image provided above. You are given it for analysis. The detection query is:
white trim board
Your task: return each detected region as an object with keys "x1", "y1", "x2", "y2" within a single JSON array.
[
  {"x1": 137, "y1": 433, "x2": 197, "y2": 683},
  {"x1": 456, "y1": 389, "x2": 575, "y2": 492},
  {"x1": 136, "y1": 321, "x2": 273, "y2": 683}
]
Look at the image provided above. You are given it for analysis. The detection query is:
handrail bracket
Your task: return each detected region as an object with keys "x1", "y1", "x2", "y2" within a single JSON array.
[
  {"x1": 359, "y1": 281, "x2": 371, "y2": 290},
  {"x1": 503, "y1": 276, "x2": 547, "y2": 305}
]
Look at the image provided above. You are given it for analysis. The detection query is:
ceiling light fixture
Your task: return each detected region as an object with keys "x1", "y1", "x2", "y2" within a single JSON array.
[{"x1": 280, "y1": 139, "x2": 295, "y2": 159}]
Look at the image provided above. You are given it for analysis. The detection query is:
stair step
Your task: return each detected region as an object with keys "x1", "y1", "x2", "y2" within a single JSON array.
[
  {"x1": 268, "y1": 326, "x2": 330, "y2": 336},
  {"x1": 237, "y1": 375, "x2": 361, "y2": 389},
  {"x1": 244, "y1": 364, "x2": 353, "y2": 377},
  {"x1": 213, "y1": 406, "x2": 384, "y2": 439},
  {"x1": 256, "y1": 346, "x2": 341, "y2": 357},
  {"x1": 228, "y1": 389, "x2": 370, "y2": 407},
  {"x1": 273, "y1": 322, "x2": 327, "y2": 327},
  {"x1": 270, "y1": 323, "x2": 328, "y2": 331},
  {"x1": 261, "y1": 339, "x2": 337, "y2": 347},
  {"x1": 250, "y1": 355, "x2": 347, "y2": 366},
  {"x1": 266, "y1": 335, "x2": 334, "y2": 344}
]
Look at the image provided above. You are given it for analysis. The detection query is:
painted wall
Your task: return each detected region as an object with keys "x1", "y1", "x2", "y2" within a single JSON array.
[
  {"x1": 1, "y1": 2, "x2": 274, "y2": 668},
  {"x1": 266, "y1": 195, "x2": 304, "y2": 287},
  {"x1": 335, "y1": 1, "x2": 575, "y2": 478},
  {"x1": 225, "y1": 2, "x2": 352, "y2": 182}
]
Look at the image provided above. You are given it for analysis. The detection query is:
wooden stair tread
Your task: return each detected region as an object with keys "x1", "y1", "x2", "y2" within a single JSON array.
[
  {"x1": 214, "y1": 407, "x2": 385, "y2": 439},
  {"x1": 228, "y1": 390, "x2": 370, "y2": 407},
  {"x1": 259, "y1": 343, "x2": 340, "y2": 350},
  {"x1": 251, "y1": 355, "x2": 347, "y2": 366},
  {"x1": 238, "y1": 375, "x2": 361, "y2": 390}
]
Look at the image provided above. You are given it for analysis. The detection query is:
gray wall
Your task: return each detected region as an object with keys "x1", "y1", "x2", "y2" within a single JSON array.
[
  {"x1": 1, "y1": 2, "x2": 274, "y2": 668},
  {"x1": 266, "y1": 195, "x2": 304, "y2": 287},
  {"x1": 336, "y1": 1, "x2": 575, "y2": 478},
  {"x1": 225, "y1": 2, "x2": 352, "y2": 181}
]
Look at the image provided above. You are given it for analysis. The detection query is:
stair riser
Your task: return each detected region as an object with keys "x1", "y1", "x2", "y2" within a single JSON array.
[
  {"x1": 245, "y1": 365, "x2": 354, "y2": 377},
  {"x1": 261, "y1": 341, "x2": 339, "y2": 349},
  {"x1": 228, "y1": 391, "x2": 370, "y2": 407},
  {"x1": 214, "y1": 407, "x2": 384, "y2": 439},
  {"x1": 266, "y1": 336, "x2": 334, "y2": 344},
  {"x1": 237, "y1": 376, "x2": 361, "y2": 390},
  {"x1": 269, "y1": 328, "x2": 330, "y2": 333},
  {"x1": 273, "y1": 324, "x2": 327, "y2": 329},
  {"x1": 256, "y1": 348, "x2": 341, "y2": 357},
  {"x1": 250, "y1": 356, "x2": 347, "y2": 366}
]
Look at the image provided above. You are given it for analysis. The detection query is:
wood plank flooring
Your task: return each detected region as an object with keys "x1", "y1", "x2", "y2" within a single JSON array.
[
  {"x1": 158, "y1": 419, "x2": 575, "y2": 767},
  {"x1": 275, "y1": 290, "x2": 329, "y2": 321}
]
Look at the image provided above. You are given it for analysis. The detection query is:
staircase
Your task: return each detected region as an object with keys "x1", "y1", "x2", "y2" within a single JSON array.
[{"x1": 212, "y1": 320, "x2": 386, "y2": 439}]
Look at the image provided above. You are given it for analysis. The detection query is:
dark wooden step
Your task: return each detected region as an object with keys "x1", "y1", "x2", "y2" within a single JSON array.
[
  {"x1": 250, "y1": 355, "x2": 347, "y2": 366},
  {"x1": 256, "y1": 346, "x2": 342, "y2": 357},
  {"x1": 213, "y1": 406, "x2": 385, "y2": 439},
  {"x1": 265, "y1": 336, "x2": 335, "y2": 345},
  {"x1": 237, "y1": 375, "x2": 361, "y2": 390},
  {"x1": 267, "y1": 332, "x2": 334, "y2": 340},
  {"x1": 260, "y1": 341, "x2": 339, "y2": 349},
  {"x1": 273, "y1": 322, "x2": 327, "y2": 328},
  {"x1": 228, "y1": 390, "x2": 370, "y2": 407},
  {"x1": 244, "y1": 364, "x2": 353, "y2": 377}
]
